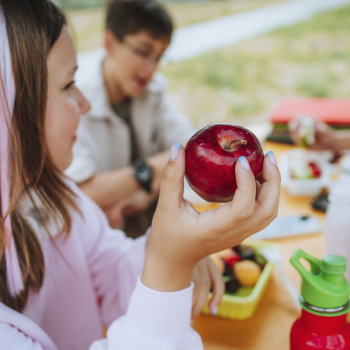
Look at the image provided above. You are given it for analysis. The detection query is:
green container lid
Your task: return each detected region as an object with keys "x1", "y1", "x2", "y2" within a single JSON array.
[{"x1": 290, "y1": 249, "x2": 349, "y2": 310}]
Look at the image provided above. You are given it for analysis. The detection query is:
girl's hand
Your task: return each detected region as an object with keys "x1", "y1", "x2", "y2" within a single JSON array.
[
  {"x1": 103, "y1": 190, "x2": 157, "y2": 229},
  {"x1": 142, "y1": 143, "x2": 280, "y2": 293},
  {"x1": 191, "y1": 257, "x2": 224, "y2": 319}
]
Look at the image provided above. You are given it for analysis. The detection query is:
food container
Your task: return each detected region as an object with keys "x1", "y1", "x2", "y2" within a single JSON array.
[
  {"x1": 184, "y1": 183, "x2": 277, "y2": 320},
  {"x1": 202, "y1": 239, "x2": 278, "y2": 320},
  {"x1": 280, "y1": 149, "x2": 333, "y2": 196}
]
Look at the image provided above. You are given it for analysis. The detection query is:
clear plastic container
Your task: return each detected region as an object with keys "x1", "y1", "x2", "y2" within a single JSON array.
[
  {"x1": 325, "y1": 156, "x2": 350, "y2": 282},
  {"x1": 280, "y1": 149, "x2": 332, "y2": 196}
]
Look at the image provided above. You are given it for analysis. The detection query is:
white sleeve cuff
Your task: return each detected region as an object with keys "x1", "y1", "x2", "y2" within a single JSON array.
[{"x1": 119, "y1": 277, "x2": 200, "y2": 347}]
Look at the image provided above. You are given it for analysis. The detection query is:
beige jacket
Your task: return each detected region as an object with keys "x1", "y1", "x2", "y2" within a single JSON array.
[{"x1": 66, "y1": 54, "x2": 195, "y2": 183}]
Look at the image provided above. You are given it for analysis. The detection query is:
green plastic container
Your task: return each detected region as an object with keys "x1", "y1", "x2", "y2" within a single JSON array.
[{"x1": 202, "y1": 239, "x2": 277, "y2": 320}]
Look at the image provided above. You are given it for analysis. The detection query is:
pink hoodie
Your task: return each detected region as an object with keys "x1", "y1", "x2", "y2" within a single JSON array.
[{"x1": 0, "y1": 183, "x2": 203, "y2": 350}]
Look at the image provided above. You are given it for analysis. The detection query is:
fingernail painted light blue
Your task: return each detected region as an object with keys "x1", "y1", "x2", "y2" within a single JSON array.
[
  {"x1": 212, "y1": 306, "x2": 218, "y2": 315},
  {"x1": 170, "y1": 141, "x2": 180, "y2": 160},
  {"x1": 174, "y1": 141, "x2": 180, "y2": 152},
  {"x1": 239, "y1": 156, "x2": 251, "y2": 172},
  {"x1": 267, "y1": 151, "x2": 277, "y2": 166}
]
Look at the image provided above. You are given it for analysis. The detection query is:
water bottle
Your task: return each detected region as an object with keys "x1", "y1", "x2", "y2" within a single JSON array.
[
  {"x1": 290, "y1": 249, "x2": 350, "y2": 349},
  {"x1": 325, "y1": 156, "x2": 350, "y2": 282}
]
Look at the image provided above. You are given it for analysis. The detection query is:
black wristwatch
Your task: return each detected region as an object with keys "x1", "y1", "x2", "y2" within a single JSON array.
[{"x1": 133, "y1": 159, "x2": 154, "y2": 193}]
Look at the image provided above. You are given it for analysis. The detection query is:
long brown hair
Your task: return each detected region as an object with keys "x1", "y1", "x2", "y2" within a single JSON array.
[{"x1": 0, "y1": 0, "x2": 78, "y2": 312}]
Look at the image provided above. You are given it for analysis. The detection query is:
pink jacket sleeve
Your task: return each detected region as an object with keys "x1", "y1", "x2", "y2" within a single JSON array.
[
  {"x1": 0, "y1": 185, "x2": 204, "y2": 349},
  {"x1": 75, "y1": 185, "x2": 204, "y2": 349},
  {"x1": 0, "y1": 279, "x2": 203, "y2": 349}
]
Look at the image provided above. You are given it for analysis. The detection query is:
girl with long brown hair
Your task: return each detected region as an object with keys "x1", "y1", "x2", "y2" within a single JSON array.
[{"x1": 0, "y1": 0, "x2": 281, "y2": 349}]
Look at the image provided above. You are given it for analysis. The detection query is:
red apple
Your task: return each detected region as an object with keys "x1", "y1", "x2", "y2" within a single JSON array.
[{"x1": 185, "y1": 124, "x2": 264, "y2": 203}]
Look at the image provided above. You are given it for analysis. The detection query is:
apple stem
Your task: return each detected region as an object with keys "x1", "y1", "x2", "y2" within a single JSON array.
[{"x1": 224, "y1": 140, "x2": 247, "y2": 151}]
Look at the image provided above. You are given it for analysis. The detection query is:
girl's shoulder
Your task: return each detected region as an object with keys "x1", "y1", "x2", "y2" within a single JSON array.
[
  {"x1": 0, "y1": 302, "x2": 57, "y2": 350},
  {"x1": 65, "y1": 178, "x2": 106, "y2": 222},
  {"x1": 17, "y1": 178, "x2": 106, "y2": 242}
]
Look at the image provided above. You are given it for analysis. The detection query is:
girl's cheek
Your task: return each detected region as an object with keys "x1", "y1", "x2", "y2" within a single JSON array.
[{"x1": 65, "y1": 98, "x2": 81, "y2": 130}]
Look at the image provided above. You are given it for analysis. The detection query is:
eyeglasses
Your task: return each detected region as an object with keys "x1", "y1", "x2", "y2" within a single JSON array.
[{"x1": 121, "y1": 38, "x2": 163, "y2": 65}]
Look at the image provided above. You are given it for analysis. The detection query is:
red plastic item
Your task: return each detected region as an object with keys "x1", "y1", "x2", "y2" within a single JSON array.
[
  {"x1": 291, "y1": 309, "x2": 350, "y2": 350},
  {"x1": 270, "y1": 98, "x2": 350, "y2": 125},
  {"x1": 308, "y1": 162, "x2": 321, "y2": 178}
]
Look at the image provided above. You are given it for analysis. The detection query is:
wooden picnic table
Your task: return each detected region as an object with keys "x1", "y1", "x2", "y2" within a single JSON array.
[{"x1": 193, "y1": 141, "x2": 328, "y2": 350}]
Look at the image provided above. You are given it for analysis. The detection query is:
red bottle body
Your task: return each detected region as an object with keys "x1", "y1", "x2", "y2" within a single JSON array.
[{"x1": 291, "y1": 309, "x2": 350, "y2": 350}]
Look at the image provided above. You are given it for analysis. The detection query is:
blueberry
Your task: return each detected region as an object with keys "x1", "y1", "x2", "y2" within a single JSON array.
[
  {"x1": 225, "y1": 276, "x2": 240, "y2": 294},
  {"x1": 239, "y1": 246, "x2": 256, "y2": 262},
  {"x1": 223, "y1": 264, "x2": 234, "y2": 277},
  {"x1": 232, "y1": 245, "x2": 241, "y2": 253}
]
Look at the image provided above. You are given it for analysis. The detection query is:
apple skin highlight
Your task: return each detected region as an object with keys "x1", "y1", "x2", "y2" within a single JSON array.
[{"x1": 185, "y1": 124, "x2": 264, "y2": 203}]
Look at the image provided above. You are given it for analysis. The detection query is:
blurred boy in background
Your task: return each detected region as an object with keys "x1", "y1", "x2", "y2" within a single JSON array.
[{"x1": 66, "y1": 0, "x2": 195, "y2": 237}]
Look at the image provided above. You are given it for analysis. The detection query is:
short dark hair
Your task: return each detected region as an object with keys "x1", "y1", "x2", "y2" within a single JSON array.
[{"x1": 106, "y1": 0, "x2": 173, "y2": 41}]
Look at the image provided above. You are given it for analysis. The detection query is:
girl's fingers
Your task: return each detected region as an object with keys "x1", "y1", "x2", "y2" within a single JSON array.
[
  {"x1": 191, "y1": 261, "x2": 211, "y2": 319},
  {"x1": 202, "y1": 157, "x2": 257, "y2": 234},
  {"x1": 258, "y1": 151, "x2": 278, "y2": 184},
  {"x1": 232, "y1": 153, "x2": 281, "y2": 240},
  {"x1": 255, "y1": 153, "x2": 280, "y2": 215},
  {"x1": 191, "y1": 267, "x2": 200, "y2": 308},
  {"x1": 192, "y1": 286, "x2": 210, "y2": 319},
  {"x1": 208, "y1": 259, "x2": 225, "y2": 315},
  {"x1": 157, "y1": 142, "x2": 185, "y2": 210},
  {"x1": 203, "y1": 152, "x2": 280, "y2": 248},
  {"x1": 230, "y1": 157, "x2": 257, "y2": 215},
  {"x1": 255, "y1": 181, "x2": 261, "y2": 200}
]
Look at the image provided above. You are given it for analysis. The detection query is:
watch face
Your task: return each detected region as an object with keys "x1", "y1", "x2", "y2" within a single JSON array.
[{"x1": 138, "y1": 167, "x2": 152, "y2": 182}]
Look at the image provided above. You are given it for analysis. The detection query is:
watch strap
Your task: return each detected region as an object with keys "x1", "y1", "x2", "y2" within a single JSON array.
[{"x1": 133, "y1": 159, "x2": 153, "y2": 193}]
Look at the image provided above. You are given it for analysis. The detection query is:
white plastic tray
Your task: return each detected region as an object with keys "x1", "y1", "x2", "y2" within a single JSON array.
[{"x1": 280, "y1": 149, "x2": 333, "y2": 196}]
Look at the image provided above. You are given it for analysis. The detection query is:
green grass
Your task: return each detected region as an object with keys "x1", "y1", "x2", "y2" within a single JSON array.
[
  {"x1": 66, "y1": 0, "x2": 287, "y2": 52},
  {"x1": 66, "y1": 8, "x2": 105, "y2": 52},
  {"x1": 161, "y1": 6, "x2": 350, "y2": 127},
  {"x1": 162, "y1": 0, "x2": 286, "y2": 28}
]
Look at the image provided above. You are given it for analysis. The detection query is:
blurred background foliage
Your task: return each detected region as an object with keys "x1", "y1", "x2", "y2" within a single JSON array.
[
  {"x1": 61, "y1": 0, "x2": 107, "y2": 8},
  {"x1": 65, "y1": 0, "x2": 350, "y2": 128}
]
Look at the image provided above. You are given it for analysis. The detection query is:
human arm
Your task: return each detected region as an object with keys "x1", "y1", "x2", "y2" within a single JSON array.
[
  {"x1": 76, "y1": 185, "x2": 223, "y2": 321},
  {"x1": 92, "y1": 91, "x2": 197, "y2": 216},
  {"x1": 96, "y1": 143, "x2": 279, "y2": 348},
  {"x1": 0, "y1": 146, "x2": 278, "y2": 350},
  {"x1": 79, "y1": 150, "x2": 169, "y2": 209},
  {"x1": 102, "y1": 189, "x2": 158, "y2": 229},
  {"x1": 142, "y1": 143, "x2": 280, "y2": 293},
  {"x1": 0, "y1": 293, "x2": 203, "y2": 350},
  {"x1": 289, "y1": 117, "x2": 350, "y2": 151},
  {"x1": 191, "y1": 257, "x2": 224, "y2": 318},
  {"x1": 332, "y1": 130, "x2": 350, "y2": 151},
  {"x1": 0, "y1": 323, "x2": 49, "y2": 350}
]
